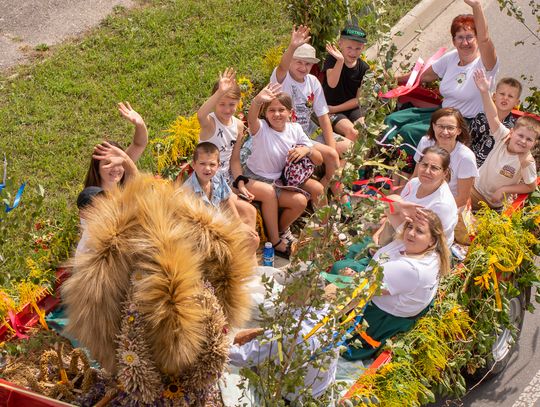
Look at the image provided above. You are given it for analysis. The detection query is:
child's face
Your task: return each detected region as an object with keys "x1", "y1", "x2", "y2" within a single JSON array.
[
  {"x1": 265, "y1": 99, "x2": 291, "y2": 132},
  {"x1": 289, "y1": 58, "x2": 314, "y2": 82},
  {"x1": 507, "y1": 126, "x2": 537, "y2": 154},
  {"x1": 338, "y1": 38, "x2": 364, "y2": 64},
  {"x1": 493, "y1": 84, "x2": 520, "y2": 112},
  {"x1": 215, "y1": 96, "x2": 240, "y2": 123},
  {"x1": 193, "y1": 152, "x2": 220, "y2": 183},
  {"x1": 98, "y1": 160, "x2": 124, "y2": 188}
]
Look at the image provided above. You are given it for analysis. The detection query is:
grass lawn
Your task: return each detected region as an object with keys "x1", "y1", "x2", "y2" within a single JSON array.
[{"x1": 0, "y1": 0, "x2": 419, "y2": 282}]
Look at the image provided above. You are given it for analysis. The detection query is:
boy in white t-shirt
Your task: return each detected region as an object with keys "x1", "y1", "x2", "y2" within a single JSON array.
[
  {"x1": 471, "y1": 70, "x2": 539, "y2": 210},
  {"x1": 270, "y1": 25, "x2": 351, "y2": 192}
]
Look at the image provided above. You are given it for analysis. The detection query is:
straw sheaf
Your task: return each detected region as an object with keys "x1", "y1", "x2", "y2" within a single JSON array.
[
  {"x1": 173, "y1": 189, "x2": 255, "y2": 327},
  {"x1": 62, "y1": 185, "x2": 140, "y2": 373}
]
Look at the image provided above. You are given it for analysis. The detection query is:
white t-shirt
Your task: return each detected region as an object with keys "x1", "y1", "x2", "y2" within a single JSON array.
[
  {"x1": 270, "y1": 68, "x2": 329, "y2": 136},
  {"x1": 400, "y1": 177, "x2": 458, "y2": 245},
  {"x1": 475, "y1": 122, "x2": 537, "y2": 207},
  {"x1": 203, "y1": 112, "x2": 241, "y2": 182},
  {"x1": 371, "y1": 239, "x2": 440, "y2": 317},
  {"x1": 246, "y1": 120, "x2": 313, "y2": 180},
  {"x1": 414, "y1": 137, "x2": 479, "y2": 197},
  {"x1": 432, "y1": 50, "x2": 499, "y2": 118}
]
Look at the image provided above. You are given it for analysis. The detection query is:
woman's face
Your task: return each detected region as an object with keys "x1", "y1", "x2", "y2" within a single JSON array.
[
  {"x1": 417, "y1": 152, "x2": 446, "y2": 188},
  {"x1": 453, "y1": 28, "x2": 478, "y2": 60},
  {"x1": 433, "y1": 115, "x2": 461, "y2": 149},
  {"x1": 98, "y1": 159, "x2": 124, "y2": 189},
  {"x1": 403, "y1": 219, "x2": 435, "y2": 255}
]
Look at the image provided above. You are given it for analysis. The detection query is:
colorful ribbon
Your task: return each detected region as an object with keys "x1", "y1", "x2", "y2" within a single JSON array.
[
  {"x1": 7, "y1": 309, "x2": 29, "y2": 339},
  {"x1": 4, "y1": 182, "x2": 25, "y2": 212}
]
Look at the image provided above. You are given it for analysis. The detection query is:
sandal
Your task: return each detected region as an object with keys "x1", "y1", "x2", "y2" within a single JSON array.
[
  {"x1": 279, "y1": 228, "x2": 298, "y2": 245},
  {"x1": 273, "y1": 238, "x2": 292, "y2": 259}
]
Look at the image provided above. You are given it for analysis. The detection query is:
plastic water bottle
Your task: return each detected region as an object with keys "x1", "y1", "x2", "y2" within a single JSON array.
[{"x1": 262, "y1": 242, "x2": 274, "y2": 267}]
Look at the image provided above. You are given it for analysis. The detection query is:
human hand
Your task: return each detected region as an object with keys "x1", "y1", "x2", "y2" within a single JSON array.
[
  {"x1": 254, "y1": 83, "x2": 282, "y2": 104},
  {"x1": 464, "y1": 0, "x2": 481, "y2": 8},
  {"x1": 238, "y1": 185, "x2": 255, "y2": 201},
  {"x1": 218, "y1": 67, "x2": 236, "y2": 94},
  {"x1": 491, "y1": 188, "x2": 505, "y2": 204},
  {"x1": 397, "y1": 200, "x2": 426, "y2": 222},
  {"x1": 340, "y1": 267, "x2": 356, "y2": 277},
  {"x1": 473, "y1": 69, "x2": 490, "y2": 93},
  {"x1": 287, "y1": 145, "x2": 310, "y2": 163},
  {"x1": 233, "y1": 328, "x2": 264, "y2": 346},
  {"x1": 92, "y1": 141, "x2": 127, "y2": 170},
  {"x1": 290, "y1": 25, "x2": 311, "y2": 49},
  {"x1": 118, "y1": 102, "x2": 145, "y2": 127},
  {"x1": 325, "y1": 43, "x2": 344, "y2": 62}
]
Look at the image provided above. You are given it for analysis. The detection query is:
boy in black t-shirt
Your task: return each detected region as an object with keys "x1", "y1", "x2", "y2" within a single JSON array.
[{"x1": 323, "y1": 24, "x2": 370, "y2": 142}]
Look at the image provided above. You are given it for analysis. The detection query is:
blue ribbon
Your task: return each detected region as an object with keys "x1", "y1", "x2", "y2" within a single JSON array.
[{"x1": 4, "y1": 182, "x2": 26, "y2": 212}]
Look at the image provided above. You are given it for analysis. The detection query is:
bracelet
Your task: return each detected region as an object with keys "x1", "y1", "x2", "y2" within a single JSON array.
[{"x1": 233, "y1": 175, "x2": 250, "y2": 189}]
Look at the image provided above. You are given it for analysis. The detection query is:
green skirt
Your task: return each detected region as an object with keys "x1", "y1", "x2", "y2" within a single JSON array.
[
  {"x1": 342, "y1": 301, "x2": 430, "y2": 361},
  {"x1": 383, "y1": 107, "x2": 439, "y2": 155}
]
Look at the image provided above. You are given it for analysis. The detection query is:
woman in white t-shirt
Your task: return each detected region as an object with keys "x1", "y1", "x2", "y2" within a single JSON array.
[
  {"x1": 412, "y1": 108, "x2": 479, "y2": 208},
  {"x1": 341, "y1": 209, "x2": 450, "y2": 360},
  {"x1": 239, "y1": 84, "x2": 324, "y2": 257}
]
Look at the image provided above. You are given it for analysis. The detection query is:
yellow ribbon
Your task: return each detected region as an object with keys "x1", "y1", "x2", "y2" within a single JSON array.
[
  {"x1": 303, "y1": 278, "x2": 377, "y2": 341},
  {"x1": 31, "y1": 301, "x2": 49, "y2": 330},
  {"x1": 490, "y1": 266, "x2": 502, "y2": 311}
]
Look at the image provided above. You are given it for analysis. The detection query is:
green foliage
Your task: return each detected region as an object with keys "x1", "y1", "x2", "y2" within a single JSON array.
[{"x1": 284, "y1": 0, "x2": 420, "y2": 55}]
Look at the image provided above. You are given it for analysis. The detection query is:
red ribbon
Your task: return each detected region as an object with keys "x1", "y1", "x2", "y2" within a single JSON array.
[
  {"x1": 351, "y1": 177, "x2": 399, "y2": 214},
  {"x1": 7, "y1": 309, "x2": 29, "y2": 339}
]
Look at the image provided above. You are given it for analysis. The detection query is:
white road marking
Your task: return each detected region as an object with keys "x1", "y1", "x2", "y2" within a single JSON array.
[{"x1": 512, "y1": 368, "x2": 540, "y2": 407}]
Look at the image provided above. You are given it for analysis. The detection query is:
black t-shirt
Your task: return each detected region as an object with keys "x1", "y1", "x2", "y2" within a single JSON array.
[{"x1": 322, "y1": 55, "x2": 370, "y2": 106}]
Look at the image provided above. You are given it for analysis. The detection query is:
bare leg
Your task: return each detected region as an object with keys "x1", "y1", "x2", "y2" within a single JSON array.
[
  {"x1": 277, "y1": 190, "x2": 307, "y2": 233},
  {"x1": 313, "y1": 143, "x2": 339, "y2": 190},
  {"x1": 301, "y1": 178, "x2": 326, "y2": 208},
  {"x1": 245, "y1": 180, "x2": 281, "y2": 246},
  {"x1": 334, "y1": 118, "x2": 359, "y2": 142},
  {"x1": 230, "y1": 193, "x2": 257, "y2": 229}
]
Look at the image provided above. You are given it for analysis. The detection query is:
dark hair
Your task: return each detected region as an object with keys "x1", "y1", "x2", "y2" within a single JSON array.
[
  {"x1": 427, "y1": 107, "x2": 471, "y2": 146},
  {"x1": 420, "y1": 146, "x2": 451, "y2": 171},
  {"x1": 211, "y1": 80, "x2": 241, "y2": 100},
  {"x1": 497, "y1": 77, "x2": 523, "y2": 98},
  {"x1": 193, "y1": 142, "x2": 220, "y2": 162},
  {"x1": 260, "y1": 92, "x2": 293, "y2": 121},
  {"x1": 84, "y1": 140, "x2": 124, "y2": 188},
  {"x1": 451, "y1": 14, "x2": 476, "y2": 38}
]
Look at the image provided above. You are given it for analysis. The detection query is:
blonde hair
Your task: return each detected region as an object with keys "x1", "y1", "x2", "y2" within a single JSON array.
[
  {"x1": 400, "y1": 209, "x2": 450, "y2": 277},
  {"x1": 514, "y1": 116, "x2": 540, "y2": 139}
]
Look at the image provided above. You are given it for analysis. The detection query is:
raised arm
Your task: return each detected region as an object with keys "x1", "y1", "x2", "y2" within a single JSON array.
[
  {"x1": 197, "y1": 68, "x2": 236, "y2": 140},
  {"x1": 324, "y1": 43, "x2": 344, "y2": 88},
  {"x1": 93, "y1": 141, "x2": 139, "y2": 182},
  {"x1": 473, "y1": 69, "x2": 500, "y2": 132},
  {"x1": 118, "y1": 102, "x2": 148, "y2": 163},
  {"x1": 466, "y1": 0, "x2": 497, "y2": 70},
  {"x1": 247, "y1": 83, "x2": 282, "y2": 135},
  {"x1": 275, "y1": 25, "x2": 311, "y2": 83}
]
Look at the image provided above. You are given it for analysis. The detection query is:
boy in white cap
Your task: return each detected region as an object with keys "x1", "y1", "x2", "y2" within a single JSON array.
[
  {"x1": 323, "y1": 22, "x2": 370, "y2": 141},
  {"x1": 271, "y1": 25, "x2": 351, "y2": 192}
]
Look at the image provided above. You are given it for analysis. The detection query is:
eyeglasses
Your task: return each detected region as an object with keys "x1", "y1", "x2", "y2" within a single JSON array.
[
  {"x1": 434, "y1": 123, "x2": 458, "y2": 132},
  {"x1": 418, "y1": 162, "x2": 443, "y2": 173},
  {"x1": 454, "y1": 35, "x2": 476, "y2": 43}
]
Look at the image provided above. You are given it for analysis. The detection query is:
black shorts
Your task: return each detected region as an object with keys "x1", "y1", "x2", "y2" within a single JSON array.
[{"x1": 329, "y1": 107, "x2": 363, "y2": 126}]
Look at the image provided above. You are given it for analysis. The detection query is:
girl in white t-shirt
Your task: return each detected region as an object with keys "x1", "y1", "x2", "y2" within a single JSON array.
[
  {"x1": 239, "y1": 84, "x2": 324, "y2": 257},
  {"x1": 412, "y1": 107, "x2": 478, "y2": 208}
]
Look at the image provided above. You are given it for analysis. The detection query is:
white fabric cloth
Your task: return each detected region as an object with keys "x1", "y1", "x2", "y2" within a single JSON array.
[
  {"x1": 371, "y1": 239, "x2": 440, "y2": 317},
  {"x1": 475, "y1": 122, "x2": 537, "y2": 207},
  {"x1": 202, "y1": 112, "x2": 241, "y2": 182},
  {"x1": 432, "y1": 49, "x2": 499, "y2": 118},
  {"x1": 400, "y1": 177, "x2": 458, "y2": 245},
  {"x1": 229, "y1": 305, "x2": 339, "y2": 401},
  {"x1": 270, "y1": 68, "x2": 329, "y2": 136},
  {"x1": 414, "y1": 137, "x2": 479, "y2": 197},
  {"x1": 246, "y1": 119, "x2": 313, "y2": 180}
]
